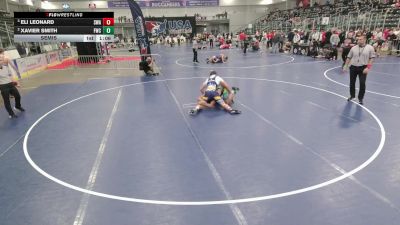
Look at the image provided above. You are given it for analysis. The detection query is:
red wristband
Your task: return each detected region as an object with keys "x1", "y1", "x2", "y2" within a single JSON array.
[{"x1": 367, "y1": 64, "x2": 372, "y2": 69}]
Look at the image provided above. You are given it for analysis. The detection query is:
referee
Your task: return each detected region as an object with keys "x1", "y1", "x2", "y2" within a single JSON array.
[
  {"x1": 343, "y1": 35, "x2": 375, "y2": 105},
  {"x1": 192, "y1": 37, "x2": 199, "y2": 63},
  {"x1": 0, "y1": 48, "x2": 24, "y2": 118}
]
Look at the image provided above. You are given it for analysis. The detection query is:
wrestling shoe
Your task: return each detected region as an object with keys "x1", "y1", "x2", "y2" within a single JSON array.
[
  {"x1": 229, "y1": 109, "x2": 241, "y2": 115},
  {"x1": 189, "y1": 108, "x2": 199, "y2": 115},
  {"x1": 15, "y1": 107, "x2": 25, "y2": 112},
  {"x1": 232, "y1": 87, "x2": 240, "y2": 94}
]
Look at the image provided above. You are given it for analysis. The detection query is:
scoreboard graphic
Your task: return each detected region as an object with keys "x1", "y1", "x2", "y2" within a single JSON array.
[{"x1": 14, "y1": 12, "x2": 115, "y2": 42}]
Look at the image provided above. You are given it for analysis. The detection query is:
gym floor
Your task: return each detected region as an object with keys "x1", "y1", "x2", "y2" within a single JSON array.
[{"x1": 1, "y1": 45, "x2": 400, "y2": 225}]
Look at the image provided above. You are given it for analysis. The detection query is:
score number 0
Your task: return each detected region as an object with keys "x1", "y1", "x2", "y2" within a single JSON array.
[
  {"x1": 102, "y1": 18, "x2": 114, "y2": 34},
  {"x1": 103, "y1": 18, "x2": 114, "y2": 26}
]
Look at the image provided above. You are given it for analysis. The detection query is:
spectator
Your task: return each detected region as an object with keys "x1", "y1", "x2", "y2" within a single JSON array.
[
  {"x1": 140, "y1": 57, "x2": 158, "y2": 76},
  {"x1": 293, "y1": 30, "x2": 301, "y2": 45},
  {"x1": 209, "y1": 34, "x2": 214, "y2": 48},
  {"x1": 393, "y1": 28, "x2": 400, "y2": 56},
  {"x1": 339, "y1": 30, "x2": 346, "y2": 45},
  {"x1": 288, "y1": 30, "x2": 295, "y2": 43},
  {"x1": 243, "y1": 36, "x2": 250, "y2": 54},
  {"x1": 309, "y1": 39, "x2": 319, "y2": 58},
  {"x1": 271, "y1": 31, "x2": 281, "y2": 54},
  {"x1": 342, "y1": 38, "x2": 353, "y2": 68},
  {"x1": 325, "y1": 29, "x2": 333, "y2": 45},
  {"x1": 311, "y1": 29, "x2": 321, "y2": 43},
  {"x1": 320, "y1": 29, "x2": 327, "y2": 47},
  {"x1": 330, "y1": 31, "x2": 340, "y2": 46},
  {"x1": 267, "y1": 31, "x2": 274, "y2": 48},
  {"x1": 239, "y1": 31, "x2": 246, "y2": 49}
]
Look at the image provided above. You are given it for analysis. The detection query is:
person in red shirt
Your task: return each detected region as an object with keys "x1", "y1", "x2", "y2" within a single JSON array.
[
  {"x1": 383, "y1": 28, "x2": 390, "y2": 41},
  {"x1": 393, "y1": 0, "x2": 400, "y2": 8},
  {"x1": 239, "y1": 31, "x2": 246, "y2": 49},
  {"x1": 267, "y1": 31, "x2": 274, "y2": 48},
  {"x1": 219, "y1": 37, "x2": 225, "y2": 46},
  {"x1": 320, "y1": 30, "x2": 326, "y2": 47}
]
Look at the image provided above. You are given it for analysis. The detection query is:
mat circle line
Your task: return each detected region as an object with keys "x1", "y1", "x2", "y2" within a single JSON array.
[
  {"x1": 175, "y1": 54, "x2": 295, "y2": 69},
  {"x1": 324, "y1": 65, "x2": 400, "y2": 99},
  {"x1": 23, "y1": 77, "x2": 386, "y2": 205}
]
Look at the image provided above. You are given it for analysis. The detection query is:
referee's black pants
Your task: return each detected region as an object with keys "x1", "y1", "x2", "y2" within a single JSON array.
[
  {"x1": 0, "y1": 82, "x2": 21, "y2": 116},
  {"x1": 192, "y1": 48, "x2": 198, "y2": 62},
  {"x1": 349, "y1": 65, "x2": 367, "y2": 101}
]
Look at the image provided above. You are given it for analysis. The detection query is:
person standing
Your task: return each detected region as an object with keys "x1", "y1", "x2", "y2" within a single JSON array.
[
  {"x1": 343, "y1": 35, "x2": 375, "y2": 105},
  {"x1": 243, "y1": 36, "x2": 249, "y2": 54},
  {"x1": 287, "y1": 30, "x2": 295, "y2": 44},
  {"x1": 0, "y1": 48, "x2": 24, "y2": 118},
  {"x1": 271, "y1": 31, "x2": 281, "y2": 54},
  {"x1": 239, "y1": 31, "x2": 246, "y2": 49},
  {"x1": 267, "y1": 31, "x2": 274, "y2": 48},
  {"x1": 192, "y1": 38, "x2": 199, "y2": 63},
  {"x1": 209, "y1": 34, "x2": 214, "y2": 48},
  {"x1": 341, "y1": 38, "x2": 353, "y2": 68}
]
